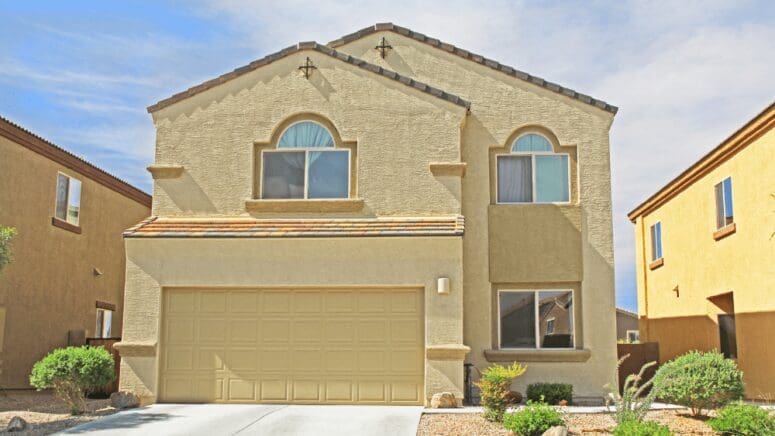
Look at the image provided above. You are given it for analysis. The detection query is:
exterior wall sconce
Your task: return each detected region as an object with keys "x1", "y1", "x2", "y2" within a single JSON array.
[
  {"x1": 298, "y1": 57, "x2": 317, "y2": 79},
  {"x1": 437, "y1": 277, "x2": 450, "y2": 295}
]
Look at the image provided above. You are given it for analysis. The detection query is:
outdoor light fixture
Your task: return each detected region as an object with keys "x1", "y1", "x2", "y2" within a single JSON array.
[{"x1": 437, "y1": 277, "x2": 450, "y2": 294}]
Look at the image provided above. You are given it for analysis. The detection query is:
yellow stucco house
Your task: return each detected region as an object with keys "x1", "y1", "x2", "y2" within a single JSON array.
[
  {"x1": 0, "y1": 116, "x2": 151, "y2": 388},
  {"x1": 117, "y1": 23, "x2": 618, "y2": 406},
  {"x1": 629, "y1": 102, "x2": 775, "y2": 399}
]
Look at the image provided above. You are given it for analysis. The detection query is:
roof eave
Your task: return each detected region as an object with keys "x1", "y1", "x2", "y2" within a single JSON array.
[{"x1": 328, "y1": 23, "x2": 618, "y2": 115}]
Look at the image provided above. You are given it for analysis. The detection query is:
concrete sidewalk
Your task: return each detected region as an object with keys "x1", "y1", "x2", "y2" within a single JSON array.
[{"x1": 59, "y1": 404, "x2": 423, "y2": 435}]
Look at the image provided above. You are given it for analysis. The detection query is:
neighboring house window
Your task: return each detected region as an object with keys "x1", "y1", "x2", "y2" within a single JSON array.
[
  {"x1": 262, "y1": 121, "x2": 349, "y2": 199},
  {"x1": 498, "y1": 290, "x2": 574, "y2": 349},
  {"x1": 626, "y1": 330, "x2": 640, "y2": 342},
  {"x1": 714, "y1": 177, "x2": 734, "y2": 229},
  {"x1": 95, "y1": 308, "x2": 113, "y2": 338},
  {"x1": 650, "y1": 222, "x2": 663, "y2": 261},
  {"x1": 497, "y1": 133, "x2": 569, "y2": 203},
  {"x1": 718, "y1": 314, "x2": 737, "y2": 359},
  {"x1": 55, "y1": 173, "x2": 82, "y2": 225}
]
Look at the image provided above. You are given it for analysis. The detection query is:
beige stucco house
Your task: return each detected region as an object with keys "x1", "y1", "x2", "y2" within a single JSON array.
[
  {"x1": 118, "y1": 23, "x2": 618, "y2": 406},
  {"x1": 0, "y1": 116, "x2": 151, "y2": 388}
]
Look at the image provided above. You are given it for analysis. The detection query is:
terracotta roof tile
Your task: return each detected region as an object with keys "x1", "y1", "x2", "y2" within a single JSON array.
[
  {"x1": 328, "y1": 23, "x2": 617, "y2": 114},
  {"x1": 124, "y1": 216, "x2": 465, "y2": 238}
]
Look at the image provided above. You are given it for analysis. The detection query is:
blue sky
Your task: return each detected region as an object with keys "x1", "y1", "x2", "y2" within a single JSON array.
[{"x1": 2, "y1": 1, "x2": 774, "y2": 312}]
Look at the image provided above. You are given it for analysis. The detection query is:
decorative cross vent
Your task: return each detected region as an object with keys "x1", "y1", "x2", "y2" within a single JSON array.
[
  {"x1": 298, "y1": 57, "x2": 317, "y2": 79},
  {"x1": 374, "y1": 37, "x2": 392, "y2": 58}
]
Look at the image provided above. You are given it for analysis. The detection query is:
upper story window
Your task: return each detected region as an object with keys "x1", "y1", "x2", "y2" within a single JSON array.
[
  {"x1": 497, "y1": 133, "x2": 569, "y2": 203},
  {"x1": 261, "y1": 121, "x2": 349, "y2": 199},
  {"x1": 714, "y1": 177, "x2": 734, "y2": 229},
  {"x1": 54, "y1": 172, "x2": 81, "y2": 225},
  {"x1": 650, "y1": 221, "x2": 663, "y2": 261}
]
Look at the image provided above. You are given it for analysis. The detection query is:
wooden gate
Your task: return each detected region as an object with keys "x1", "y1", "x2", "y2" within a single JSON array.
[
  {"x1": 617, "y1": 342, "x2": 659, "y2": 393},
  {"x1": 86, "y1": 337, "x2": 121, "y2": 396}
]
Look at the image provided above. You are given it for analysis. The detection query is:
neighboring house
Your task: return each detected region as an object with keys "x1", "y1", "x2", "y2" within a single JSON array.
[
  {"x1": 0, "y1": 117, "x2": 151, "y2": 389},
  {"x1": 118, "y1": 23, "x2": 618, "y2": 406},
  {"x1": 615, "y1": 308, "x2": 639, "y2": 342},
  {"x1": 629, "y1": 102, "x2": 774, "y2": 399}
]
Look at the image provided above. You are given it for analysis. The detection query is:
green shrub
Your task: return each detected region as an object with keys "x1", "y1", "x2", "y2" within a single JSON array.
[
  {"x1": 708, "y1": 402, "x2": 775, "y2": 435},
  {"x1": 526, "y1": 383, "x2": 573, "y2": 405},
  {"x1": 475, "y1": 362, "x2": 527, "y2": 422},
  {"x1": 652, "y1": 350, "x2": 744, "y2": 416},
  {"x1": 612, "y1": 420, "x2": 672, "y2": 436},
  {"x1": 502, "y1": 400, "x2": 564, "y2": 436},
  {"x1": 0, "y1": 225, "x2": 17, "y2": 273},
  {"x1": 605, "y1": 355, "x2": 658, "y2": 424},
  {"x1": 30, "y1": 346, "x2": 115, "y2": 414}
]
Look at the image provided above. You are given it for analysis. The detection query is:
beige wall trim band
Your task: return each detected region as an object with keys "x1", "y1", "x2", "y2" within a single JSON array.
[
  {"x1": 113, "y1": 341, "x2": 157, "y2": 357},
  {"x1": 426, "y1": 344, "x2": 471, "y2": 360},
  {"x1": 245, "y1": 198, "x2": 365, "y2": 213},
  {"x1": 484, "y1": 348, "x2": 591, "y2": 363},
  {"x1": 147, "y1": 164, "x2": 185, "y2": 179},
  {"x1": 429, "y1": 162, "x2": 467, "y2": 177}
]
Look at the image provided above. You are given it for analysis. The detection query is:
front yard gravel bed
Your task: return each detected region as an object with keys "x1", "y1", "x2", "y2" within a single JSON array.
[{"x1": 418, "y1": 409, "x2": 715, "y2": 435}]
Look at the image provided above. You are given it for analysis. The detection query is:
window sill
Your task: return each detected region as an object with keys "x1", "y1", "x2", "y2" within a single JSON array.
[
  {"x1": 245, "y1": 198, "x2": 365, "y2": 213},
  {"x1": 713, "y1": 223, "x2": 736, "y2": 241},
  {"x1": 484, "y1": 348, "x2": 591, "y2": 363},
  {"x1": 649, "y1": 258, "x2": 664, "y2": 270},
  {"x1": 51, "y1": 217, "x2": 81, "y2": 234}
]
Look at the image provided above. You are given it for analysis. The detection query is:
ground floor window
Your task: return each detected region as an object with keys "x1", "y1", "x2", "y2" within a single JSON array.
[
  {"x1": 498, "y1": 289, "x2": 574, "y2": 349},
  {"x1": 718, "y1": 314, "x2": 737, "y2": 359},
  {"x1": 626, "y1": 330, "x2": 640, "y2": 342},
  {"x1": 95, "y1": 308, "x2": 113, "y2": 338}
]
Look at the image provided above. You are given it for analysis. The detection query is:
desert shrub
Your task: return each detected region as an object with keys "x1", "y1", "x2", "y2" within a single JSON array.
[
  {"x1": 502, "y1": 400, "x2": 564, "y2": 436},
  {"x1": 652, "y1": 350, "x2": 744, "y2": 416},
  {"x1": 475, "y1": 362, "x2": 527, "y2": 422},
  {"x1": 526, "y1": 382, "x2": 573, "y2": 405},
  {"x1": 0, "y1": 225, "x2": 17, "y2": 273},
  {"x1": 605, "y1": 354, "x2": 658, "y2": 424},
  {"x1": 29, "y1": 346, "x2": 115, "y2": 414},
  {"x1": 708, "y1": 402, "x2": 775, "y2": 436},
  {"x1": 612, "y1": 420, "x2": 672, "y2": 436}
]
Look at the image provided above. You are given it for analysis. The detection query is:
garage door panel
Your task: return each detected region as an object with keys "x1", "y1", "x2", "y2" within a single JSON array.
[{"x1": 160, "y1": 288, "x2": 423, "y2": 405}]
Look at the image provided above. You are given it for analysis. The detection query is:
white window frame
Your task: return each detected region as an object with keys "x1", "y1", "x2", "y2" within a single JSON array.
[
  {"x1": 54, "y1": 171, "x2": 82, "y2": 226},
  {"x1": 260, "y1": 148, "x2": 351, "y2": 199},
  {"x1": 497, "y1": 289, "x2": 575, "y2": 350},
  {"x1": 714, "y1": 177, "x2": 734, "y2": 230},
  {"x1": 626, "y1": 330, "x2": 640, "y2": 342},
  {"x1": 546, "y1": 317, "x2": 556, "y2": 335},
  {"x1": 95, "y1": 308, "x2": 113, "y2": 338},
  {"x1": 650, "y1": 221, "x2": 663, "y2": 261},
  {"x1": 495, "y1": 150, "x2": 571, "y2": 205}
]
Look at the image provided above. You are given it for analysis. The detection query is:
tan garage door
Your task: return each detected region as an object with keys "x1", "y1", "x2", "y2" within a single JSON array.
[{"x1": 159, "y1": 288, "x2": 424, "y2": 405}]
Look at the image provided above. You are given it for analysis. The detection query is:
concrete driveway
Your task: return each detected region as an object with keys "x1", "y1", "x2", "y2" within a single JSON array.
[{"x1": 59, "y1": 404, "x2": 423, "y2": 436}]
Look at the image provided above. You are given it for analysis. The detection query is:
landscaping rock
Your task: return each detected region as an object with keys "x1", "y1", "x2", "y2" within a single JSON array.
[
  {"x1": 110, "y1": 391, "x2": 140, "y2": 409},
  {"x1": 506, "y1": 390, "x2": 523, "y2": 404},
  {"x1": 558, "y1": 399, "x2": 568, "y2": 406},
  {"x1": 542, "y1": 425, "x2": 568, "y2": 436},
  {"x1": 5, "y1": 416, "x2": 29, "y2": 432},
  {"x1": 430, "y1": 392, "x2": 458, "y2": 408}
]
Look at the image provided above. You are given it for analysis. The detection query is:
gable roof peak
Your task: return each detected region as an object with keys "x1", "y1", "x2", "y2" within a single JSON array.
[
  {"x1": 328, "y1": 23, "x2": 617, "y2": 114},
  {"x1": 148, "y1": 40, "x2": 470, "y2": 113}
]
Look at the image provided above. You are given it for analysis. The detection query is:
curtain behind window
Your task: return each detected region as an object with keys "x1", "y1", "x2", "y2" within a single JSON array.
[{"x1": 498, "y1": 156, "x2": 532, "y2": 202}]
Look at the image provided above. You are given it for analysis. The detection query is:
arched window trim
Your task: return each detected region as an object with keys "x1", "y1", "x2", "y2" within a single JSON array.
[
  {"x1": 496, "y1": 131, "x2": 571, "y2": 204},
  {"x1": 276, "y1": 120, "x2": 336, "y2": 149},
  {"x1": 260, "y1": 118, "x2": 351, "y2": 200}
]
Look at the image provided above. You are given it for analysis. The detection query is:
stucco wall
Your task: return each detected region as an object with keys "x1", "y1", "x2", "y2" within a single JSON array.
[
  {"x1": 0, "y1": 136, "x2": 150, "y2": 388},
  {"x1": 635, "y1": 126, "x2": 775, "y2": 397},
  {"x1": 149, "y1": 50, "x2": 467, "y2": 218},
  {"x1": 336, "y1": 32, "x2": 617, "y2": 398},
  {"x1": 120, "y1": 236, "x2": 464, "y2": 403}
]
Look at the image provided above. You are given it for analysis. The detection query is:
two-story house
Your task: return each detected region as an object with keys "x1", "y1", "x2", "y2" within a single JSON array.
[
  {"x1": 0, "y1": 116, "x2": 151, "y2": 388},
  {"x1": 117, "y1": 23, "x2": 618, "y2": 406},
  {"x1": 629, "y1": 102, "x2": 774, "y2": 399}
]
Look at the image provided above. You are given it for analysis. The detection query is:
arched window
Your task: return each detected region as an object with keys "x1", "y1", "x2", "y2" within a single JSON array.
[
  {"x1": 497, "y1": 133, "x2": 569, "y2": 203},
  {"x1": 262, "y1": 121, "x2": 349, "y2": 199}
]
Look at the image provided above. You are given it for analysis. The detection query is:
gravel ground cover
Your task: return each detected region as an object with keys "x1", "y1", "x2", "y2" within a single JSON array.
[
  {"x1": 0, "y1": 391, "x2": 115, "y2": 435},
  {"x1": 417, "y1": 409, "x2": 715, "y2": 435}
]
